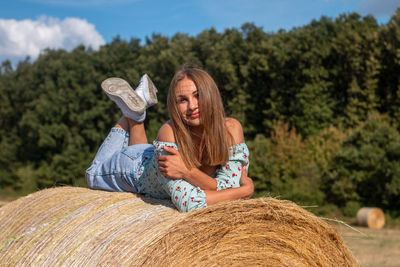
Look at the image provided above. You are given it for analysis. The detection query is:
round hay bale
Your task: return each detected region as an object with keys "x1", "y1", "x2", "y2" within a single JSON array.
[
  {"x1": 0, "y1": 187, "x2": 357, "y2": 266},
  {"x1": 356, "y1": 207, "x2": 385, "y2": 229}
]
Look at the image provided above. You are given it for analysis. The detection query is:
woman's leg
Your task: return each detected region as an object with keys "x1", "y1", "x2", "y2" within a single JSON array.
[
  {"x1": 86, "y1": 117, "x2": 152, "y2": 192},
  {"x1": 86, "y1": 74, "x2": 158, "y2": 193},
  {"x1": 89, "y1": 117, "x2": 130, "y2": 167},
  {"x1": 127, "y1": 118, "x2": 148, "y2": 145},
  {"x1": 114, "y1": 116, "x2": 148, "y2": 145}
]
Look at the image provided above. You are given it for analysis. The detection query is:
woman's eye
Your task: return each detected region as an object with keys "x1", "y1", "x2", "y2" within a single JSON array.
[{"x1": 177, "y1": 98, "x2": 186, "y2": 103}]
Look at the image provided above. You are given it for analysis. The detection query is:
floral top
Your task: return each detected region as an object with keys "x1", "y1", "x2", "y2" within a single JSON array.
[{"x1": 137, "y1": 141, "x2": 250, "y2": 212}]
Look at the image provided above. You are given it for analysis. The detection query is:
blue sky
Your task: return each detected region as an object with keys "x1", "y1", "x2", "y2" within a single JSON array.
[{"x1": 0, "y1": 0, "x2": 399, "y2": 64}]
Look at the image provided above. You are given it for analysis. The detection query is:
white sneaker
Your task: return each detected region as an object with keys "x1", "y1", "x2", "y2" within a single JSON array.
[
  {"x1": 135, "y1": 74, "x2": 158, "y2": 109},
  {"x1": 101, "y1": 77, "x2": 147, "y2": 122}
]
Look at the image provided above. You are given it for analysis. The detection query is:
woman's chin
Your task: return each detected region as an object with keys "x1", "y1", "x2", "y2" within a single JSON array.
[{"x1": 184, "y1": 118, "x2": 201, "y2": 127}]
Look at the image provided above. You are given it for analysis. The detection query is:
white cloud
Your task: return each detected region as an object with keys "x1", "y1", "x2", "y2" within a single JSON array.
[
  {"x1": 358, "y1": 0, "x2": 400, "y2": 17},
  {"x1": 0, "y1": 16, "x2": 105, "y2": 64}
]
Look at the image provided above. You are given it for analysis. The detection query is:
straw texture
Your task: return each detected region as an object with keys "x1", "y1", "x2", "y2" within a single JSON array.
[
  {"x1": 357, "y1": 207, "x2": 385, "y2": 229},
  {"x1": 0, "y1": 187, "x2": 357, "y2": 266}
]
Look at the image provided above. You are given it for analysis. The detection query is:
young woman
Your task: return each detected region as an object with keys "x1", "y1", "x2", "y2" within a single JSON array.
[{"x1": 86, "y1": 66, "x2": 254, "y2": 212}]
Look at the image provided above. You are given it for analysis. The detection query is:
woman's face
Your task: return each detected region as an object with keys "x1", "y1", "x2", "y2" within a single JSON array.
[{"x1": 175, "y1": 77, "x2": 201, "y2": 127}]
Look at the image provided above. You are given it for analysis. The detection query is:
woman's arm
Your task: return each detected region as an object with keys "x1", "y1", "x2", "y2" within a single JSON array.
[
  {"x1": 205, "y1": 167, "x2": 254, "y2": 205},
  {"x1": 161, "y1": 166, "x2": 253, "y2": 212},
  {"x1": 156, "y1": 122, "x2": 218, "y2": 190},
  {"x1": 157, "y1": 118, "x2": 247, "y2": 191},
  {"x1": 151, "y1": 122, "x2": 253, "y2": 212},
  {"x1": 159, "y1": 146, "x2": 218, "y2": 190}
]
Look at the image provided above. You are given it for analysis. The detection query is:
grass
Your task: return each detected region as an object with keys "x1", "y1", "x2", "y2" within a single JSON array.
[{"x1": 339, "y1": 225, "x2": 400, "y2": 267}]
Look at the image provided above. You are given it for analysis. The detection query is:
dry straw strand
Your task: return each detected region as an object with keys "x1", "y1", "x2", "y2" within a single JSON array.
[{"x1": 0, "y1": 187, "x2": 358, "y2": 266}]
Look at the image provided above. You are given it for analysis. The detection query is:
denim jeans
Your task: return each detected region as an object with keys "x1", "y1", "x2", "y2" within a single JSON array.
[{"x1": 86, "y1": 127, "x2": 153, "y2": 193}]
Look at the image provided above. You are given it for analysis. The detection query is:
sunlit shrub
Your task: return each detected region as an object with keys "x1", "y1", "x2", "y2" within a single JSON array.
[
  {"x1": 248, "y1": 121, "x2": 346, "y2": 208},
  {"x1": 324, "y1": 114, "x2": 400, "y2": 215}
]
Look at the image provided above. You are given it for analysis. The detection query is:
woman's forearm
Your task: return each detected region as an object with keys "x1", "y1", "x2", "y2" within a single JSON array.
[
  {"x1": 204, "y1": 185, "x2": 253, "y2": 206},
  {"x1": 184, "y1": 168, "x2": 218, "y2": 191}
]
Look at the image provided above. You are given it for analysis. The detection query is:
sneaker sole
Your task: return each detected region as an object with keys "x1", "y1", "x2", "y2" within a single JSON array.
[
  {"x1": 145, "y1": 75, "x2": 158, "y2": 105},
  {"x1": 101, "y1": 78, "x2": 146, "y2": 112}
]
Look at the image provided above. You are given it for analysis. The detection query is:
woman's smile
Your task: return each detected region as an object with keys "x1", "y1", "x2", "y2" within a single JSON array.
[{"x1": 189, "y1": 112, "x2": 200, "y2": 119}]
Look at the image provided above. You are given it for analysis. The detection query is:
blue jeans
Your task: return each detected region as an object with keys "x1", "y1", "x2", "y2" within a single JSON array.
[{"x1": 86, "y1": 127, "x2": 153, "y2": 193}]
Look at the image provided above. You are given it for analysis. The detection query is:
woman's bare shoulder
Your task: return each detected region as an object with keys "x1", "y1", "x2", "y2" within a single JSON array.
[
  {"x1": 156, "y1": 120, "x2": 176, "y2": 143},
  {"x1": 225, "y1": 117, "x2": 245, "y2": 145}
]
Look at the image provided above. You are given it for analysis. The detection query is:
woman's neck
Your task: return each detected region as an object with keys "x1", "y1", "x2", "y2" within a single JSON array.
[
  {"x1": 189, "y1": 125, "x2": 205, "y2": 160},
  {"x1": 189, "y1": 125, "x2": 204, "y2": 140}
]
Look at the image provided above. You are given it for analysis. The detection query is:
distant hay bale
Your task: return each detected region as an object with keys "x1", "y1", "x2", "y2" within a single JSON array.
[
  {"x1": 0, "y1": 187, "x2": 357, "y2": 266},
  {"x1": 357, "y1": 207, "x2": 385, "y2": 229}
]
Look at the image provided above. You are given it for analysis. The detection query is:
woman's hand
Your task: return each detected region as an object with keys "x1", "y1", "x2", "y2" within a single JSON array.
[
  {"x1": 239, "y1": 167, "x2": 254, "y2": 199},
  {"x1": 158, "y1": 146, "x2": 189, "y2": 179}
]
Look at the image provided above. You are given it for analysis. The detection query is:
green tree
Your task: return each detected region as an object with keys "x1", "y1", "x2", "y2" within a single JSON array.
[
  {"x1": 377, "y1": 8, "x2": 400, "y2": 122},
  {"x1": 325, "y1": 114, "x2": 400, "y2": 214}
]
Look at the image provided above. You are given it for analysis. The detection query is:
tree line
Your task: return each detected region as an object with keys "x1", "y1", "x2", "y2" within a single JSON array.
[{"x1": 1, "y1": 9, "x2": 400, "y2": 217}]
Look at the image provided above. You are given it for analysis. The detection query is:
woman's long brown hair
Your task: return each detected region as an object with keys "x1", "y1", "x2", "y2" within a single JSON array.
[{"x1": 167, "y1": 66, "x2": 232, "y2": 169}]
